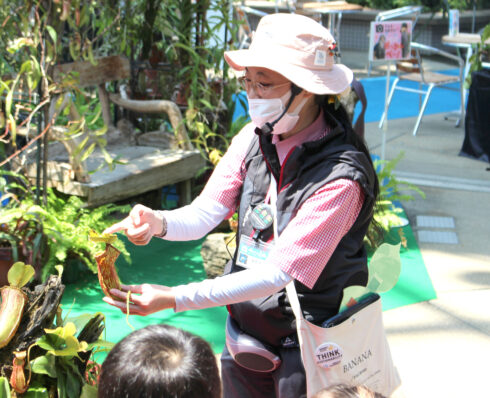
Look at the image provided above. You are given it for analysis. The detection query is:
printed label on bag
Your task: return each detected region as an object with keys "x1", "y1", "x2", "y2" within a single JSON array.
[{"x1": 315, "y1": 342, "x2": 343, "y2": 368}]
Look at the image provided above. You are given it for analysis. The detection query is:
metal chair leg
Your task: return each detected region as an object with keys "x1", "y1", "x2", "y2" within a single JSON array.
[
  {"x1": 412, "y1": 84, "x2": 434, "y2": 136},
  {"x1": 418, "y1": 82, "x2": 422, "y2": 110},
  {"x1": 379, "y1": 77, "x2": 400, "y2": 129}
]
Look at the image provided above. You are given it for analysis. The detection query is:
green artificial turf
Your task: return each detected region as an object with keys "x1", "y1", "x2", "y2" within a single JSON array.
[
  {"x1": 379, "y1": 221, "x2": 437, "y2": 310},
  {"x1": 61, "y1": 221, "x2": 436, "y2": 362},
  {"x1": 61, "y1": 236, "x2": 228, "y2": 363}
]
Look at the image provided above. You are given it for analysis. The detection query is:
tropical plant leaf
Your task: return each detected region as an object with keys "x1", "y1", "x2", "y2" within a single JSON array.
[
  {"x1": 46, "y1": 25, "x2": 58, "y2": 46},
  {"x1": 37, "y1": 322, "x2": 88, "y2": 357},
  {"x1": 86, "y1": 339, "x2": 115, "y2": 351},
  {"x1": 7, "y1": 261, "x2": 35, "y2": 288},
  {"x1": 30, "y1": 355, "x2": 57, "y2": 378},
  {"x1": 62, "y1": 360, "x2": 83, "y2": 398},
  {"x1": 367, "y1": 243, "x2": 401, "y2": 293},
  {"x1": 0, "y1": 376, "x2": 10, "y2": 398},
  {"x1": 23, "y1": 384, "x2": 50, "y2": 397},
  {"x1": 88, "y1": 229, "x2": 117, "y2": 244},
  {"x1": 80, "y1": 384, "x2": 98, "y2": 398},
  {"x1": 339, "y1": 285, "x2": 370, "y2": 311}
]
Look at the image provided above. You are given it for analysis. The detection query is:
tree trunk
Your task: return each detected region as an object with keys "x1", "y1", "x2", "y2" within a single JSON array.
[{"x1": 0, "y1": 275, "x2": 65, "y2": 371}]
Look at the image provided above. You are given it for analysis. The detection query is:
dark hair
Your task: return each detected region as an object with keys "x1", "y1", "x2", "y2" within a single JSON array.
[
  {"x1": 315, "y1": 95, "x2": 382, "y2": 243},
  {"x1": 317, "y1": 96, "x2": 380, "y2": 201},
  {"x1": 98, "y1": 324, "x2": 221, "y2": 398},
  {"x1": 312, "y1": 383, "x2": 386, "y2": 398}
]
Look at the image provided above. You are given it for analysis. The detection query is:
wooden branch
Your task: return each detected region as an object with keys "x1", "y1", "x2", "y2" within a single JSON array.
[
  {"x1": 0, "y1": 275, "x2": 65, "y2": 367},
  {"x1": 108, "y1": 94, "x2": 193, "y2": 151},
  {"x1": 97, "y1": 84, "x2": 113, "y2": 128},
  {"x1": 52, "y1": 56, "x2": 130, "y2": 87}
]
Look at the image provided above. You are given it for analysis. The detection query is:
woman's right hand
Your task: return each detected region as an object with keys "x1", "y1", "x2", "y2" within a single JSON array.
[
  {"x1": 103, "y1": 283, "x2": 176, "y2": 316},
  {"x1": 103, "y1": 204, "x2": 165, "y2": 245}
]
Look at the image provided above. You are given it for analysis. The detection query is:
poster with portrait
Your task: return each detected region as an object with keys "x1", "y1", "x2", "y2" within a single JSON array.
[{"x1": 369, "y1": 20, "x2": 412, "y2": 62}]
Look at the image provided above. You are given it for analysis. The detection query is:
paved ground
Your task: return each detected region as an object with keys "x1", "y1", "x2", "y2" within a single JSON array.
[
  {"x1": 346, "y1": 46, "x2": 490, "y2": 398},
  {"x1": 364, "y1": 114, "x2": 490, "y2": 398}
]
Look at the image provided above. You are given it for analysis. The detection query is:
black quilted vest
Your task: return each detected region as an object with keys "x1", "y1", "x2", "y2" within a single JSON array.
[{"x1": 226, "y1": 118, "x2": 377, "y2": 346}]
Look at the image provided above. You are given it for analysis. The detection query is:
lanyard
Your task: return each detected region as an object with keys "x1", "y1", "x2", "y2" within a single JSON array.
[
  {"x1": 269, "y1": 175, "x2": 279, "y2": 242},
  {"x1": 269, "y1": 174, "x2": 304, "y2": 320}
]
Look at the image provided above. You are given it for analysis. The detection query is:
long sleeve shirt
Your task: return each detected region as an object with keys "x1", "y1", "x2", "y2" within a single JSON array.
[{"x1": 165, "y1": 111, "x2": 364, "y2": 312}]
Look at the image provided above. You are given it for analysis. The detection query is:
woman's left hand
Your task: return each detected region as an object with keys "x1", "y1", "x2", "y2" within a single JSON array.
[{"x1": 103, "y1": 283, "x2": 176, "y2": 316}]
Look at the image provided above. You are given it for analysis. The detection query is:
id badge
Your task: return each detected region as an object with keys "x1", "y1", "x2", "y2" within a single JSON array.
[{"x1": 236, "y1": 235, "x2": 274, "y2": 269}]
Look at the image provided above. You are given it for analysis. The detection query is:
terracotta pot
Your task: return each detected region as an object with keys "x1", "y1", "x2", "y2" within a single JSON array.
[{"x1": 0, "y1": 247, "x2": 14, "y2": 287}]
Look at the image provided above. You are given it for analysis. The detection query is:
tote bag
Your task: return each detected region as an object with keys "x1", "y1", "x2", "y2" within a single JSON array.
[
  {"x1": 285, "y1": 283, "x2": 401, "y2": 397},
  {"x1": 269, "y1": 175, "x2": 400, "y2": 396}
]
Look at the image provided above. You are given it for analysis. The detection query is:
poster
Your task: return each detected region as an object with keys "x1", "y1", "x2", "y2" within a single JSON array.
[
  {"x1": 369, "y1": 20, "x2": 412, "y2": 62},
  {"x1": 448, "y1": 10, "x2": 459, "y2": 36}
]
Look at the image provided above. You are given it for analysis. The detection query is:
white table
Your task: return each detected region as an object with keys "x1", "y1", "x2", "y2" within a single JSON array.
[
  {"x1": 442, "y1": 33, "x2": 490, "y2": 87},
  {"x1": 298, "y1": 2, "x2": 363, "y2": 54},
  {"x1": 442, "y1": 33, "x2": 489, "y2": 119},
  {"x1": 243, "y1": 1, "x2": 364, "y2": 57}
]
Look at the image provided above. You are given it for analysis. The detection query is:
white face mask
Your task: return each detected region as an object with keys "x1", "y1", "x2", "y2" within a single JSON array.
[{"x1": 248, "y1": 91, "x2": 308, "y2": 135}]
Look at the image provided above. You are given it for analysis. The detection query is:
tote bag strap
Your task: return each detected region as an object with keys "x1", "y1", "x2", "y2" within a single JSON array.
[{"x1": 269, "y1": 175, "x2": 305, "y2": 322}]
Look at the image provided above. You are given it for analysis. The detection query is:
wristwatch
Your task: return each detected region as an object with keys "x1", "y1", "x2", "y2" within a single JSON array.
[{"x1": 154, "y1": 211, "x2": 168, "y2": 238}]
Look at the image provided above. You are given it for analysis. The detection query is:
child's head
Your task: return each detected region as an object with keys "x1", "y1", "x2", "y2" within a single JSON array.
[
  {"x1": 98, "y1": 324, "x2": 221, "y2": 398},
  {"x1": 312, "y1": 383, "x2": 386, "y2": 398}
]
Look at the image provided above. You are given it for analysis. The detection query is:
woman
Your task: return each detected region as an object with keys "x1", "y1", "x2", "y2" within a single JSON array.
[{"x1": 103, "y1": 13, "x2": 379, "y2": 398}]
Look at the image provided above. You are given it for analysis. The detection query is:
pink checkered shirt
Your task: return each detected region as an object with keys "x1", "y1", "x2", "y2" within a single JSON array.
[{"x1": 201, "y1": 113, "x2": 364, "y2": 289}]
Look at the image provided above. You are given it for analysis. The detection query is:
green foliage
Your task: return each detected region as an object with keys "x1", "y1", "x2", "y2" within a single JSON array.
[
  {"x1": 106, "y1": 0, "x2": 244, "y2": 169},
  {"x1": 0, "y1": 1, "x2": 245, "y2": 196},
  {"x1": 0, "y1": 170, "x2": 130, "y2": 281},
  {"x1": 0, "y1": 311, "x2": 111, "y2": 397},
  {"x1": 161, "y1": 1, "x2": 243, "y2": 168},
  {"x1": 465, "y1": 23, "x2": 490, "y2": 88},
  {"x1": 366, "y1": 152, "x2": 425, "y2": 249},
  {"x1": 0, "y1": 1, "x2": 123, "y2": 184},
  {"x1": 37, "y1": 189, "x2": 131, "y2": 280},
  {"x1": 0, "y1": 376, "x2": 10, "y2": 397},
  {"x1": 0, "y1": 172, "x2": 47, "y2": 273}
]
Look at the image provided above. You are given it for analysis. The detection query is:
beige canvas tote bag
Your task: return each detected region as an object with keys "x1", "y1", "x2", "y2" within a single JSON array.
[
  {"x1": 285, "y1": 282, "x2": 401, "y2": 397},
  {"x1": 269, "y1": 175, "x2": 400, "y2": 397}
]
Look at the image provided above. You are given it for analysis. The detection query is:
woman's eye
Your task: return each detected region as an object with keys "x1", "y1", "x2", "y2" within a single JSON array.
[{"x1": 257, "y1": 82, "x2": 270, "y2": 89}]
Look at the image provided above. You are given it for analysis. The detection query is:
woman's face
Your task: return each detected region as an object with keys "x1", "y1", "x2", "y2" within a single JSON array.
[
  {"x1": 244, "y1": 67, "x2": 314, "y2": 113},
  {"x1": 243, "y1": 67, "x2": 317, "y2": 139},
  {"x1": 243, "y1": 67, "x2": 291, "y2": 100}
]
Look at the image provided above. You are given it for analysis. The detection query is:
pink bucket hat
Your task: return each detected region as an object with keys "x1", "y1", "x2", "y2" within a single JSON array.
[{"x1": 224, "y1": 13, "x2": 353, "y2": 95}]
